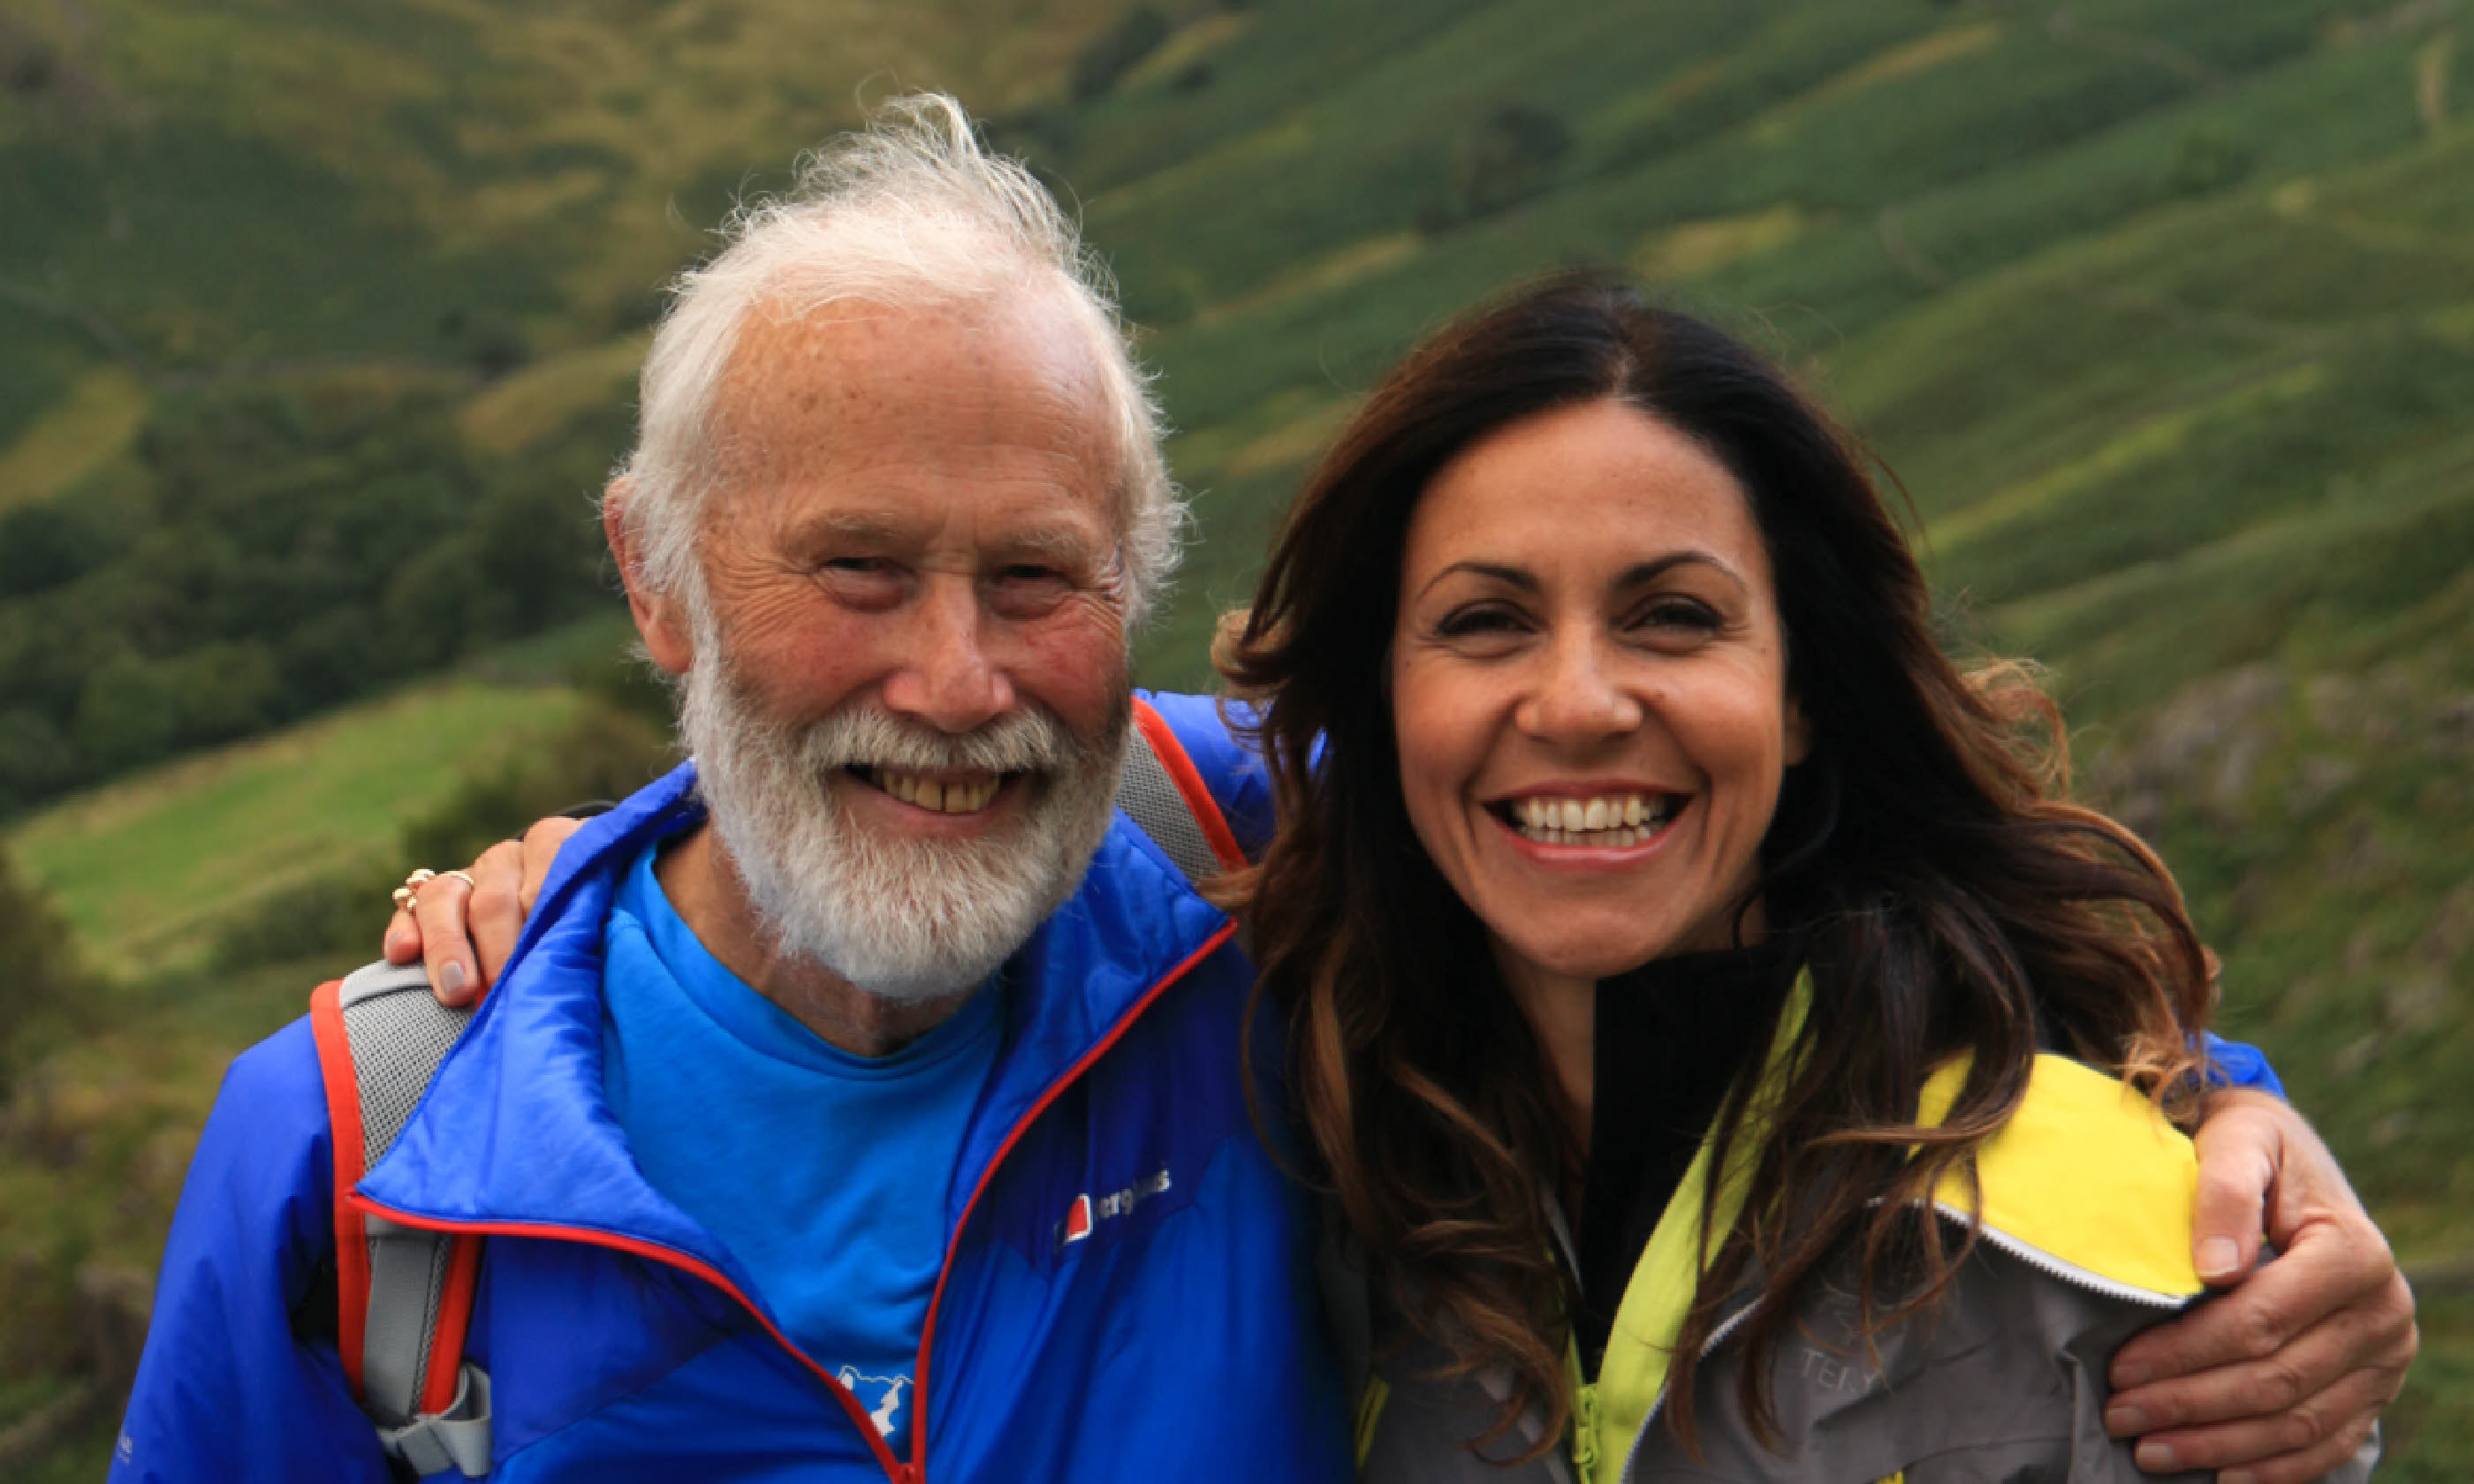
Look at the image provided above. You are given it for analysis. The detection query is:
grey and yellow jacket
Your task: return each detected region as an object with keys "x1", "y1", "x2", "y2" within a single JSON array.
[{"x1": 1348, "y1": 1003, "x2": 2376, "y2": 1484}]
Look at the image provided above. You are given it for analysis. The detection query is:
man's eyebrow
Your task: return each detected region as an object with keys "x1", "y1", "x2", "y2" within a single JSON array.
[
  {"x1": 989, "y1": 522, "x2": 1105, "y2": 564},
  {"x1": 787, "y1": 511, "x2": 910, "y2": 545}
]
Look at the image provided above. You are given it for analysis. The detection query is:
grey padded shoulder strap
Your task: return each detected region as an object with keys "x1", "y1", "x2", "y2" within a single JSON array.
[
  {"x1": 1115, "y1": 721, "x2": 1234, "y2": 885},
  {"x1": 332, "y1": 960, "x2": 492, "y2": 1476}
]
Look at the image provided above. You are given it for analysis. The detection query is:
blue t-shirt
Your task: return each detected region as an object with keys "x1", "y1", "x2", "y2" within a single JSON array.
[{"x1": 600, "y1": 837, "x2": 1004, "y2": 1454}]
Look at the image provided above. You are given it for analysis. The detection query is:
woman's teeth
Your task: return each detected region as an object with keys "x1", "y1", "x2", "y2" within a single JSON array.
[
  {"x1": 1506, "y1": 792, "x2": 1677, "y2": 846},
  {"x1": 868, "y1": 768, "x2": 1000, "y2": 814}
]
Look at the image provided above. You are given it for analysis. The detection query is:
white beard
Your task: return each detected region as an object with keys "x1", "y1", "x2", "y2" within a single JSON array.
[{"x1": 678, "y1": 625, "x2": 1128, "y2": 1005}]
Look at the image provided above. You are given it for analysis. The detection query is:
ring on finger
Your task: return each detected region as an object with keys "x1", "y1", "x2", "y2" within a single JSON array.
[
  {"x1": 438, "y1": 869, "x2": 479, "y2": 892},
  {"x1": 392, "y1": 867, "x2": 440, "y2": 916}
]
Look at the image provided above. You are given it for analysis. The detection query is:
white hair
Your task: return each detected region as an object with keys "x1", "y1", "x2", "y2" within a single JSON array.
[{"x1": 613, "y1": 92, "x2": 1182, "y2": 628}]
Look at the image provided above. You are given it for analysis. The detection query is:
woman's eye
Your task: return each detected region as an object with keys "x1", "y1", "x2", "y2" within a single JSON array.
[
  {"x1": 1434, "y1": 605, "x2": 1526, "y2": 640},
  {"x1": 1631, "y1": 597, "x2": 1722, "y2": 635}
]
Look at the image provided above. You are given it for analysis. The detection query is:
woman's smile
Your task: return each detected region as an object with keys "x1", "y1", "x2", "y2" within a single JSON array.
[{"x1": 1484, "y1": 784, "x2": 1689, "y2": 855}]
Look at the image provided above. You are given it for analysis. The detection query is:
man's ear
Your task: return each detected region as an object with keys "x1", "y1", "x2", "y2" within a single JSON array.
[
  {"x1": 1783, "y1": 692, "x2": 1814, "y2": 767},
  {"x1": 603, "y1": 479, "x2": 694, "y2": 676}
]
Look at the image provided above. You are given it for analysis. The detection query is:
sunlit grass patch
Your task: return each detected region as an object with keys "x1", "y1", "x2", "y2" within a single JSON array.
[
  {"x1": 8, "y1": 680, "x2": 584, "y2": 979},
  {"x1": 459, "y1": 333, "x2": 645, "y2": 455},
  {"x1": 1633, "y1": 202, "x2": 1815, "y2": 282},
  {"x1": 0, "y1": 367, "x2": 149, "y2": 511}
]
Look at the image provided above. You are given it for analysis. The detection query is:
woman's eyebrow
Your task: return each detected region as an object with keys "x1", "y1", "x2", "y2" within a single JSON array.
[
  {"x1": 1418, "y1": 560, "x2": 1538, "y2": 601},
  {"x1": 1614, "y1": 551, "x2": 1744, "y2": 593}
]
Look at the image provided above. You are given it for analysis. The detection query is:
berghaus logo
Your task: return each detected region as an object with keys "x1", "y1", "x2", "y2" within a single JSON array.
[{"x1": 1057, "y1": 1166, "x2": 1172, "y2": 1250}]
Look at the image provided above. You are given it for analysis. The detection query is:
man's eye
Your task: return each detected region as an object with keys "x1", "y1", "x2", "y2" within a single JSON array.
[
  {"x1": 823, "y1": 556, "x2": 895, "y2": 576},
  {"x1": 988, "y1": 564, "x2": 1075, "y2": 617}
]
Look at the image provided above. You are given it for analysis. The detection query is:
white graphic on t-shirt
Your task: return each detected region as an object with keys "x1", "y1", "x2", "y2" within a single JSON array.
[{"x1": 836, "y1": 1367, "x2": 913, "y2": 1440}]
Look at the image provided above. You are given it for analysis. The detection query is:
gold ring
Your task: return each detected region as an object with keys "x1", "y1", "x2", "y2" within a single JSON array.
[
  {"x1": 440, "y1": 869, "x2": 479, "y2": 892},
  {"x1": 393, "y1": 867, "x2": 438, "y2": 916}
]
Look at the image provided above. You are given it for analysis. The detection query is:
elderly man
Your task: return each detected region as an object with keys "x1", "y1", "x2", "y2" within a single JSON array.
[
  {"x1": 120, "y1": 97, "x2": 2409, "y2": 1482},
  {"x1": 115, "y1": 98, "x2": 1345, "y2": 1481}
]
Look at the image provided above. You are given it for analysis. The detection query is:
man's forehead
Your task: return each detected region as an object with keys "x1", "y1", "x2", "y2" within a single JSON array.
[{"x1": 716, "y1": 295, "x2": 1116, "y2": 465}]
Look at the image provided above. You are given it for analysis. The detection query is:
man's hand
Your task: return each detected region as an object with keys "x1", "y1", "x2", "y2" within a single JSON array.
[
  {"x1": 384, "y1": 815, "x2": 585, "y2": 1006},
  {"x1": 2106, "y1": 1089, "x2": 2417, "y2": 1482}
]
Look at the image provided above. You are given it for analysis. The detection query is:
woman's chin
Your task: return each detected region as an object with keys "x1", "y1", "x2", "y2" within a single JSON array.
[
  {"x1": 1490, "y1": 904, "x2": 1750, "y2": 988},
  {"x1": 1497, "y1": 932, "x2": 1678, "y2": 988}
]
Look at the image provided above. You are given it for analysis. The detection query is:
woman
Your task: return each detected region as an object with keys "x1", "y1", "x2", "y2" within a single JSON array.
[
  {"x1": 1211, "y1": 276, "x2": 2345, "y2": 1480},
  {"x1": 398, "y1": 280, "x2": 2403, "y2": 1480}
]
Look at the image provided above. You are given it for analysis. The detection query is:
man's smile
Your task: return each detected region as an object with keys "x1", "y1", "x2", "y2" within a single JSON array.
[{"x1": 852, "y1": 765, "x2": 1013, "y2": 814}]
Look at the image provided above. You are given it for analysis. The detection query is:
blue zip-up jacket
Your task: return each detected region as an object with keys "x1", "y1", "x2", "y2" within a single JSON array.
[{"x1": 114, "y1": 693, "x2": 1348, "y2": 1482}]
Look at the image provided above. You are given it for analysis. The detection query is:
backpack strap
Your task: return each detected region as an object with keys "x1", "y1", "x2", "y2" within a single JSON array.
[
  {"x1": 1121, "y1": 696, "x2": 1250, "y2": 883},
  {"x1": 307, "y1": 961, "x2": 493, "y2": 1478}
]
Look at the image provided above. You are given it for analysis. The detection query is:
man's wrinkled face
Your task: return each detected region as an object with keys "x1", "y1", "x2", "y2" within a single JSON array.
[{"x1": 652, "y1": 295, "x2": 1135, "y2": 1001}]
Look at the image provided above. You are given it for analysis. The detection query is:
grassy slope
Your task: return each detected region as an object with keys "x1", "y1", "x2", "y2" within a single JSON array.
[
  {"x1": 8, "y1": 677, "x2": 587, "y2": 976},
  {"x1": 3, "y1": 0, "x2": 2469, "y2": 1470}
]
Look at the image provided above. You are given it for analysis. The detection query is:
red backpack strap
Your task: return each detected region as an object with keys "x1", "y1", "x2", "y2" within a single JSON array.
[
  {"x1": 308, "y1": 978, "x2": 375, "y2": 1397},
  {"x1": 307, "y1": 963, "x2": 494, "y2": 1474},
  {"x1": 1122, "y1": 697, "x2": 1248, "y2": 881}
]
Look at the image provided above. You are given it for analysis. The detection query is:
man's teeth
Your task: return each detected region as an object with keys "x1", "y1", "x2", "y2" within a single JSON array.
[
  {"x1": 868, "y1": 768, "x2": 1000, "y2": 814},
  {"x1": 1510, "y1": 793, "x2": 1677, "y2": 846}
]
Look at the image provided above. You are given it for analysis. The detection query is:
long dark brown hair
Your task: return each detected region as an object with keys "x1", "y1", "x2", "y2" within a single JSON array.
[{"x1": 1212, "y1": 276, "x2": 2212, "y2": 1454}]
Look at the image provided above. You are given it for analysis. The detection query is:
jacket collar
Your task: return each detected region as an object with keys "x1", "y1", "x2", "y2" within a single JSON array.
[{"x1": 356, "y1": 759, "x2": 1237, "y2": 1290}]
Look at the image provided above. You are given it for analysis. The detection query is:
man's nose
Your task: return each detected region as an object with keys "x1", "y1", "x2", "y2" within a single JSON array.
[
  {"x1": 1515, "y1": 630, "x2": 1643, "y2": 744},
  {"x1": 879, "y1": 575, "x2": 1016, "y2": 731}
]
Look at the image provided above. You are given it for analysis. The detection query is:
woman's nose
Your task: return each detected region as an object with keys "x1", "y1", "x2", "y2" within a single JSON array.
[{"x1": 1515, "y1": 632, "x2": 1643, "y2": 744}]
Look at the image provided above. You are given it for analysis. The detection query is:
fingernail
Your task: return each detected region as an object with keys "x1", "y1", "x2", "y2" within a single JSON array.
[
  {"x1": 2197, "y1": 1236, "x2": 2241, "y2": 1278},
  {"x1": 2134, "y1": 1440, "x2": 2177, "y2": 1473},
  {"x1": 2115, "y1": 1360, "x2": 2152, "y2": 1389},
  {"x1": 2106, "y1": 1404, "x2": 2147, "y2": 1437},
  {"x1": 441, "y1": 960, "x2": 467, "y2": 999}
]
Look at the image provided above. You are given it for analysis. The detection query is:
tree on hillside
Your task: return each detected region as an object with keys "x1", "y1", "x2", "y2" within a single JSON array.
[{"x1": 0, "y1": 847, "x2": 87, "y2": 1095}]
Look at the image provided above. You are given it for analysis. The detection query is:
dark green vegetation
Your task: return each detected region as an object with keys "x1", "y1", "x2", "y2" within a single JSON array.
[{"x1": 3, "y1": 0, "x2": 2469, "y2": 1472}]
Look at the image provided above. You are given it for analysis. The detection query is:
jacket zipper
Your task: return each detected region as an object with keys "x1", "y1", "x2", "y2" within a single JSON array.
[
  {"x1": 1935, "y1": 1202, "x2": 2194, "y2": 1311},
  {"x1": 905, "y1": 920, "x2": 1239, "y2": 1482},
  {"x1": 1613, "y1": 1297, "x2": 1757, "y2": 1484}
]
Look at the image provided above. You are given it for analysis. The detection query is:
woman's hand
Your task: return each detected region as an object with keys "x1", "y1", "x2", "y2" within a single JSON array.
[
  {"x1": 383, "y1": 816, "x2": 585, "y2": 1007},
  {"x1": 2106, "y1": 1089, "x2": 2417, "y2": 1482}
]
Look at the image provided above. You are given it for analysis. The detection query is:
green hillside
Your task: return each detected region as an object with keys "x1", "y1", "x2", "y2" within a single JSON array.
[{"x1": 4, "y1": 0, "x2": 2470, "y2": 1473}]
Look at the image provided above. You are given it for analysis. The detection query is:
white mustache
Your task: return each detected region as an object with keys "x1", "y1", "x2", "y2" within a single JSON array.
[{"x1": 800, "y1": 704, "x2": 1076, "y2": 778}]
